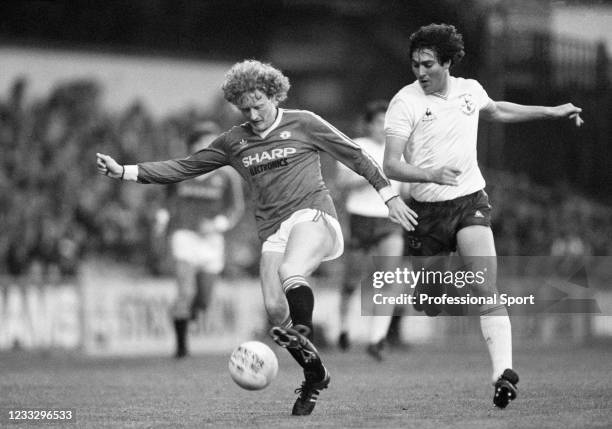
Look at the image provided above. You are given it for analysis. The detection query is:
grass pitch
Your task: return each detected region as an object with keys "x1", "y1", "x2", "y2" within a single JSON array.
[{"x1": 1, "y1": 342, "x2": 610, "y2": 428}]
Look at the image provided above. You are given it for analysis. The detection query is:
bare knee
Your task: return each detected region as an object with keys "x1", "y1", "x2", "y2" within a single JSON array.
[
  {"x1": 279, "y1": 260, "x2": 309, "y2": 281},
  {"x1": 278, "y1": 251, "x2": 326, "y2": 279}
]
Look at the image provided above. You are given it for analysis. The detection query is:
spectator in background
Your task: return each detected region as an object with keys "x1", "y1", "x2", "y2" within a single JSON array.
[{"x1": 0, "y1": 76, "x2": 255, "y2": 278}]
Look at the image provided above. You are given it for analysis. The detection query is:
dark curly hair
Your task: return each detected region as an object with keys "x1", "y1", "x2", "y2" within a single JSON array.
[
  {"x1": 408, "y1": 23, "x2": 465, "y2": 67},
  {"x1": 222, "y1": 59, "x2": 291, "y2": 105}
]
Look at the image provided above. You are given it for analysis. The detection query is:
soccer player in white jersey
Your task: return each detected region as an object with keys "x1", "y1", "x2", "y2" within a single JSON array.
[
  {"x1": 383, "y1": 24, "x2": 583, "y2": 409},
  {"x1": 96, "y1": 59, "x2": 418, "y2": 416},
  {"x1": 168, "y1": 122, "x2": 245, "y2": 359},
  {"x1": 336, "y1": 100, "x2": 404, "y2": 361}
]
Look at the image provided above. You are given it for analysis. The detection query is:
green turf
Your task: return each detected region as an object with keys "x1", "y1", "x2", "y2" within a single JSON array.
[{"x1": 1, "y1": 342, "x2": 610, "y2": 428}]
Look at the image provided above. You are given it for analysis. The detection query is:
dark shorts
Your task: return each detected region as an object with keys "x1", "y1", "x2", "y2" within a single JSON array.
[
  {"x1": 348, "y1": 213, "x2": 402, "y2": 252},
  {"x1": 403, "y1": 190, "x2": 492, "y2": 256}
]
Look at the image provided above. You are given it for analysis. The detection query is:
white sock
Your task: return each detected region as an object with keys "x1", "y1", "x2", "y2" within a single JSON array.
[
  {"x1": 480, "y1": 310, "x2": 513, "y2": 383},
  {"x1": 368, "y1": 316, "x2": 392, "y2": 344}
]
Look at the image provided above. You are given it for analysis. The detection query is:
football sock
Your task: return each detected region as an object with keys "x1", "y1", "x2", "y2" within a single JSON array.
[
  {"x1": 281, "y1": 276, "x2": 325, "y2": 379},
  {"x1": 173, "y1": 318, "x2": 188, "y2": 356},
  {"x1": 283, "y1": 276, "x2": 314, "y2": 340},
  {"x1": 369, "y1": 315, "x2": 392, "y2": 344},
  {"x1": 386, "y1": 315, "x2": 403, "y2": 345},
  {"x1": 480, "y1": 306, "x2": 513, "y2": 383}
]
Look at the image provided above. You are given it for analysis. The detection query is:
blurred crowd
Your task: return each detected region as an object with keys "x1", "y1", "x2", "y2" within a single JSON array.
[
  {"x1": 487, "y1": 170, "x2": 612, "y2": 258},
  {"x1": 1, "y1": 78, "x2": 610, "y2": 282},
  {"x1": 0, "y1": 77, "x2": 257, "y2": 281}
]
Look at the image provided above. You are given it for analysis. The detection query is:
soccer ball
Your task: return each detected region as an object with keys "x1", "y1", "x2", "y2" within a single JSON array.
[{"x1": 228, "y1": 341, "x2": 278, "y2": 390}]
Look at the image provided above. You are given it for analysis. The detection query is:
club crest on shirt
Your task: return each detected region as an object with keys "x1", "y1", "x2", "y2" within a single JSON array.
[
  {"x1": 460, "y1": 93, "x2": 476, "y2": 115},
  {"x1": 279, "y1": 131, "x2": 291, "y2": 140},
  {"x1": 239, "y1": 138, "x2": 248, "y2": 146}
]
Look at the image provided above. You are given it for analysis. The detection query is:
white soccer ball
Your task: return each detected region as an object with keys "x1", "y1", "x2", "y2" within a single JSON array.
[{"x1": 228, "y1": 341, "x2": 279, "y2": 390}]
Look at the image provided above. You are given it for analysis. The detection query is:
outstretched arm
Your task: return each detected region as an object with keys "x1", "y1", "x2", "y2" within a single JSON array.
[
  {"x1": 480, "y1": 101, "x2": 583, "y2": 126},
  {"x1": 383, "y1": 135, "x2": 462, "y2": 186},
  {"x1": 96, "y1": 144, "x2": 228, "y2": 184},
  {"x1": 335, "y1": 160, "x2": 371, "y2": 192},
  {"x1": 306, "y1": 112, "x2": 396, "y2": 198},
  {"x1": 307, "y1": 112, "x2": 418, "y2": 231},
  {"x1": 96, "y1": 153, "x2": 127, "y2": 179}
]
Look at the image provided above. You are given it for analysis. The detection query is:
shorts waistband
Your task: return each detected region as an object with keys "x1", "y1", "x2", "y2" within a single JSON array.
[{"x1": 408, "y1": 190, "x2": 484, "y2": 207}]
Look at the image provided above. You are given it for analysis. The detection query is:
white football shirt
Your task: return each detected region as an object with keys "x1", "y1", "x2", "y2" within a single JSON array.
[
  {"x1": 385, "y1": 76, "x2": 493, "y2": 202},
  {"x1": 336, "y1": 136, "x2": 402, "y2": 217}
]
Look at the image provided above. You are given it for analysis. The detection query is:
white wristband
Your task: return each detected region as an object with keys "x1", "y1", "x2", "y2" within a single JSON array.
[
  {"x1": 123, "y1": 165, "x2": 139, "y2": 181},
  {"x1": 378, "y1": 186, "x2": 398, "y2": 203}
]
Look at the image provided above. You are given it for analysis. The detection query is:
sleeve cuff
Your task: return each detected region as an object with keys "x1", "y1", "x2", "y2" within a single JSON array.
[
  {"x1": 384, "y1": 129, "x2": 412, "y2": 140},
  {"x1": 123, "y1": 165, "x2": 139, "y2": 181},
  {"x1": 378, "y1": 186, "x2": 398, "y2": 203}
]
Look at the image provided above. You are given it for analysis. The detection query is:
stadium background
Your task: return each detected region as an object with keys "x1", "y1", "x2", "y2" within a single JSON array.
[{"x1": 0, "y1": 2, "x2": 611, "y2": 425}]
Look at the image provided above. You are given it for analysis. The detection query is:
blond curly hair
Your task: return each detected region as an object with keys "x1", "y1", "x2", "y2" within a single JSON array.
[{"x1": 222, "y1": 60, "x2": 291, "y2": 105}]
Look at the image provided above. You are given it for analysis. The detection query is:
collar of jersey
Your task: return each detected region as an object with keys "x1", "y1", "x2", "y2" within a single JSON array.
[
  {"x1": 251, "y1": 108, "x2": 284, "y2": 139},
  {"x1": 430, "y1": 76, "x2": 454, "y2": 100}
]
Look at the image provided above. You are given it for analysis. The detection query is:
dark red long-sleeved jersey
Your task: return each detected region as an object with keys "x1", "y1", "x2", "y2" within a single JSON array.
[{"x1": 137, "y1": 108, "x2": 394, "y2": 241}]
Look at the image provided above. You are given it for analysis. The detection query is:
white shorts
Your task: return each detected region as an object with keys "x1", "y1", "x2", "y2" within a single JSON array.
[
  {"x1": 170, "y1": 229, "x2": 225, "y2": 274},
  {"x1": 261, "y1": 209, "x2": 344, "y2": 261}
]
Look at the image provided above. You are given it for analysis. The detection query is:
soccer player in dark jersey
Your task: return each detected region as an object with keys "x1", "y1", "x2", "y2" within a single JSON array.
[
  {"x1": 383, "y1": 23, "x2": 583, "y2": 409},
  {"x1": 96, "y1": 59, "x2": 418, "y2": 416},
  {"x1": 168, "y1": 121, "x2": 244, "y2": 359}
]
